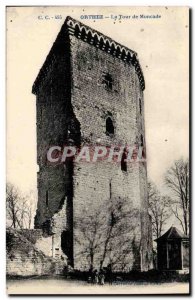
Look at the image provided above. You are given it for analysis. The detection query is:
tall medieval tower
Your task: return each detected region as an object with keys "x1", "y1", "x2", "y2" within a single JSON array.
[{"x1": 32, "y1": 16, "x2": 153, "y2": 271}]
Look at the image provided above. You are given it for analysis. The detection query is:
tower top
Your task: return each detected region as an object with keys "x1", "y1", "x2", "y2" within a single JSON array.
[{"x1": 32, "y1": 16, "x2": 145, "y2": 95}]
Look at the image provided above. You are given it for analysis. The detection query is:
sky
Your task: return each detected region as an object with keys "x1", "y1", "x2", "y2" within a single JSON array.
[{"x1": 7, "y1": 6, "x2": 189, "y2": 195}]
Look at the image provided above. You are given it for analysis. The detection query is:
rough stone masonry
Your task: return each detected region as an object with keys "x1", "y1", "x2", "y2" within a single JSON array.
[{"x1": 32, "y1": 16, "x2": 153, "y2": 272}]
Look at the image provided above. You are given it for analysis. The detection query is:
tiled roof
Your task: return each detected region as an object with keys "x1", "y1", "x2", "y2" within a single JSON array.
[{"x1": 155, "y1": 226, "x2": 189, "y2": 242}]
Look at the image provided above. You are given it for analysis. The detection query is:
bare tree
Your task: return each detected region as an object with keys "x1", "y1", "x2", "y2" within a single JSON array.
[
  {"x1": 6, "y1": 183, "x2": 23, "y2": 228},
  {"x1": 23, "y1": 189, "x2": 37, "y2": 229},
  {"x1": 6, "y1": 183, "x2": 36, "y2": 229},
  {"x1": 165, "y1": 158, "x2": 189, "y2": 235},
  {"x1": 148, "y1": 181, "x2": 172, "y2": 239},
  {"x1": 74, "y1": 208, "x2": 105, "y2": 270},
  {"x1": 25, "y1": 197, "x2": 35, "y2": 229},
  {"x1": 74, "y1": 197, "x2": 140, "y2": 271}
]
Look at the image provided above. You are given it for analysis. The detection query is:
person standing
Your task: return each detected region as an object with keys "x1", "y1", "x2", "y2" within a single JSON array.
[{"x1": 99, "y1": 268, "x2": 105, "y2": 285}]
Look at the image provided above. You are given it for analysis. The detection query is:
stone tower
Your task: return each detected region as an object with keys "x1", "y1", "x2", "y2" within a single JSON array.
[{"x1": 32, "y1": 16, "x2": 153, "y2": 271}]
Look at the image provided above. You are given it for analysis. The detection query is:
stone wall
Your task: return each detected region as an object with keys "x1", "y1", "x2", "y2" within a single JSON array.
[
  {"x1": 69, "y1": 35, "x2": 152, "y2": 271},
  {"x1": 34, "y1": 31, "x2": 74, "y2": 264},
  {"x1": 6, "y1": 228, "x2": 66, "y2": 277},
  {"x1": 35, "y1": 52, "x2": 70, "y2": 228},
  {"x1": 32, "y1": 18, "x2": 153, "y2": 272}
]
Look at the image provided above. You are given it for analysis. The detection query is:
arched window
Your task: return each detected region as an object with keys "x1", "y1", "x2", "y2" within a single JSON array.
[
  {"x1": 106, "y1": 117, "x2": 114, "y2": 136},
  {"x1": 121, "y1": 149, "x2": 127, "y2": 172}
]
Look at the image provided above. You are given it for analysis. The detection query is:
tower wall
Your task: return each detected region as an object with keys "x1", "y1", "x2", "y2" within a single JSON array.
[
  {"x1": 33, "y1": 17, "x2": 153, "y2": 271},
  {"x1": 34, "y1": 31, "x2": 75, "y2": 265},
  {"x1": 35, "y1": 52, "x2": 69, "y2": 228},
  {"x1": 69, "y1": 35, "x2": 152, "y2": 271}
]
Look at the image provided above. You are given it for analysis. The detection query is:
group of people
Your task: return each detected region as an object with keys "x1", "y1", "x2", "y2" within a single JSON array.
[{"x1": 88, "y1": 265, "x2": 112, "y2": 285}]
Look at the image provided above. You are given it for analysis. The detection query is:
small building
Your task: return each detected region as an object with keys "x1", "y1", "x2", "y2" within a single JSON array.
[{"x1": 155, "y1": 226, "x2": 189, "y2": 271}]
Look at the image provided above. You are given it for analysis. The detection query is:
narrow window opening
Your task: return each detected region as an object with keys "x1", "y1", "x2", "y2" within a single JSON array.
[
  {"x1": 141, "y1": 134, "x2": 144, "y2": 147},
  {"x1": 46, "y1": 191, "x2": 49, "y2": 207},
  {"x1": 102, "y1": 73, "x2": 113, "y2": 90},
  {"x1": 139, "y1": 98, "x2": 142, "y2": 114},
  {"x1": 121, "y1": 150, "x2": 127, "y2": 172},
  {"x1": 106, "y1": 117, "x2": 114, "y2": 136},
  {"x1": 110, "y1": 212, "x2": 117, "y2": 226},
  {"x1": 109, "y1": 180, "x2": 112, "y2": 199}
]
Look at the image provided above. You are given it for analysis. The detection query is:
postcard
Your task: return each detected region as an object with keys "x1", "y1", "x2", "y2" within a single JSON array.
[{"x1": 6, "y1": 6, "x2": 190, "y2": 295}]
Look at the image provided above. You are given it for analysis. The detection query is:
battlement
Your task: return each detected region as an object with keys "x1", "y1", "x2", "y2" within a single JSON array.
[{"x1": 32, "y1": 16, "x2": 145, "y2": 95}]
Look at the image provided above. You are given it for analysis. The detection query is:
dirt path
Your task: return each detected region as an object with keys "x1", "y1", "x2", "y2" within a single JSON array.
[{"x1": 7, "y1": 278, "x2": 189, "y2": 295}]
